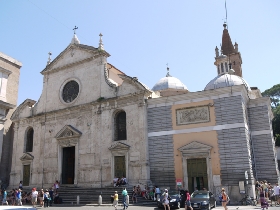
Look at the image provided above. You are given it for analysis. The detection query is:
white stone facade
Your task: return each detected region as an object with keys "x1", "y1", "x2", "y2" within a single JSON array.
[{"x1": 10, "y1": 42, "x2": 152, "y2": 189}]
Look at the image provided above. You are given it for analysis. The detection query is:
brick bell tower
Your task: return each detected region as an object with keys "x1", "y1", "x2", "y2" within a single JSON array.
[{"x1": 214, "y1": 23, "x2": 243, "y2": 77}]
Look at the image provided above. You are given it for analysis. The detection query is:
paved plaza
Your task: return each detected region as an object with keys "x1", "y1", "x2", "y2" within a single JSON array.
[{"x1": 8, "y1": 205, "x2": 276, "y2": 210}]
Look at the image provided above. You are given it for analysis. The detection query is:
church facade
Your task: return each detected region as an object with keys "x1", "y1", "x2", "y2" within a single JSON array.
[
  {"x1": 0, "y1": 52, "x2": 21, "y2": 187},
  {"x1": 9, "y1": 24, "x2": 279, "y2": 202},
  {"x1": 10, "y1": 35, "x2": 152, "y2": 188}
]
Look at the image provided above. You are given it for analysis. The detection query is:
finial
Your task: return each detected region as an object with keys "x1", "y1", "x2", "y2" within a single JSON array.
[
  {"x1": 98, "y1": 33, "x2": 104, "y2": 50},
  {"x1": 166, "y1": 63, "x2": 171, "y2": 77},
  {"x1": 46, "y1": 52, "x2": 52, "y2": 66},
  {"x1": 73, "y1": 26, "x2": 78, "y2": 34},
  {"x1": 223, "y1": 22, "x2": 227, "y2": 29},
  {"x1": 215, "y1": 46, "x2": 219, "y2": 57}
]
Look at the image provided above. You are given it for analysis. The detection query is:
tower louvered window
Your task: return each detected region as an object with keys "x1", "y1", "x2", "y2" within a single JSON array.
[
  {"x1": 26, "y1": 128, "x2": 34, "y2": 152},
  {"x1": 115, "y1": 111, "x2": 127, "y2": 140}
]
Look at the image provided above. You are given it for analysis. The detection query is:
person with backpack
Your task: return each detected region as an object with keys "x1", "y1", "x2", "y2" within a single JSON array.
[
  {"x1": 185, "y1": 190, "x2": 193, "y2": 210},
  {"x1": 162, "y1": 189, "x2": 170, "y2": 210},
  {"x1": 44, "y1": 189, "x2": 50, "y2": 208}
]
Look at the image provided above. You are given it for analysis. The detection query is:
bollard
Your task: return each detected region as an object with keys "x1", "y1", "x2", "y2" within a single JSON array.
[
  {"x1": 98, "y1": 194, "x2": 102, "y2": 205},
  {"x1": 77, "y1": 195, "x2": 80, "y2": 205}
]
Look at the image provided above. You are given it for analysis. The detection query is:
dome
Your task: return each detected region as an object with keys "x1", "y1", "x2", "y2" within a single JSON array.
[
  {"x1": 152, "y1": 76, "x2": 188, "y2": 91},
  {"x1": 204, "y1": 73, "x2": 251, "y2": 91}
]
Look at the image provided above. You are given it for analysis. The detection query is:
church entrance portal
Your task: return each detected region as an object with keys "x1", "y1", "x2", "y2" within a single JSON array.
[
  {"x1": 62, "y1": 146, "x2": 75, "y2": 184},
  {"x1": 23, "y1": 165, "x2": 30, "y2": 186},
  {"x1": 114, "y1": 156, "x2": 126, "y2": 178},
  {"x1": 187, "y1": 158, "x2": 208, "y2": 192}
]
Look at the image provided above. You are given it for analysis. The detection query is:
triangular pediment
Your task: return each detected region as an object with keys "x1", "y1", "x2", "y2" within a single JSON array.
[
  {"x1": 178, "y1": 141, "x2": 212, "y2": 158},
  {"x1": 55, "y1": 125, "x2": 82, "y2": 140},
  {"x1": 178, "y1": 141, "x2": 212, "y2": 151},
  {"x1": 108, "y1": 142, "x2": 130, "y2": 151},
  {"x1": 41, "y1": 44, "x2": 110, "y2": 75},
  {"x1": 20, "y1": 153, "x2": 34, "y2": 161}
]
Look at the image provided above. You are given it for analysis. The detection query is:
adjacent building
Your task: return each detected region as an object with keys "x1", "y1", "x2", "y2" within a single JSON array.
[{"x1": 0, "y1": 52, "x2": 22, "y2": 188}]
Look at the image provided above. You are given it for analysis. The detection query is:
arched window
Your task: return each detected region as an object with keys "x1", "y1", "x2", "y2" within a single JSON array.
[
  {"x1": 217, "y1": 66, "x2": 220, "y2": 75},
  {"x1": 221, "y1": 63, "x2": 224, "y2": 73},
  {"x1": 25, "y1": 128, "x2": 34, "y2": 152},
  {"x1": 114, "y1": 111, "x2": 127, "y2": 140}
]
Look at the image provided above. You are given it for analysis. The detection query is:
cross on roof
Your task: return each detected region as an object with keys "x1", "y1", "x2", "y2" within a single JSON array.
[{"x1": 73, "y1": 26, "x2": 78, "y2": 34}]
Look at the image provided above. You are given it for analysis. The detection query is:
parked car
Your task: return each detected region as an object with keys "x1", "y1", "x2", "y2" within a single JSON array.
[
  {"x1": 190, "y1": 191, "x2": 216, "y2": 210},
  {"x1": 157, "y1": 191, "x2": 183, "y2": 209}
]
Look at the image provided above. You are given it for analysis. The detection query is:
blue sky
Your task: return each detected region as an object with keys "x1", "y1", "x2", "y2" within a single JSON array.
[{"x1": 1, "y1": 0, "x2": 280, "y2": 105}]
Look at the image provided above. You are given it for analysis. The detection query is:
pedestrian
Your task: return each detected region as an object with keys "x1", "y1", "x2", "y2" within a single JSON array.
[
  {"x1": 185, "y1": 190, "x2": 193, "y2": 210},
  {"x1": 121, "y1": 187, "x2": 128, "y2": 209},
  {"x1": 273, "y1": 183, "x2": 280, "y2": 205},
  {"x1": 54, "y1": 180, "x2": 60, "y2": 193},
  {"x1": 39, "y1": 189, "x2": 44, "y2": 207},
  {"x1": 44, "y1": 189, "x2": 50, "y2": 208},
  {"x1": 19, "y1": 181, "x2": 23, "y2": 190},
  {"x1": 16, "y1": 189, "x2": 22, "y2": 206},
  {"x1": 155, "y1": 186, "x2": 161, "y2": 201},
  {"x1": 31, "y1": 188, "x2": 38, "y2": 208},
  {"x1": 260, "y1": 187, "x2": 269, "y2": 209},
  {"x1": 49, "y1": 187, "x2": 54, "y2": 206},
  {"x1": 111, "y1": 191, "x2": 118, "y2": 210},
  {"x1": 162, "y1": 189, "x2": 170, "y2": 210},
  {"x1": 221, "y1": 188, "x2": 228, "y2": 210},
  {"x1": 2, "y1": 189, "x2": 8, "y2": 205}
]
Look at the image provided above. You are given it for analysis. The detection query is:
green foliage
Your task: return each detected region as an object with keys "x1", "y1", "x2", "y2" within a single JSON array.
[
  {"x1": 262, "y1": 84, "x2": 280, "y2": 146},
  {"x1": 262, "y1": 84, "x2": 280, "y2": 108}
]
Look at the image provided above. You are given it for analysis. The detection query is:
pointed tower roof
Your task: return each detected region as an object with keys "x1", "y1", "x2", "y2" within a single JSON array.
[{"x1": 221, "y1": 23, "x2": 234, "y2": 55}]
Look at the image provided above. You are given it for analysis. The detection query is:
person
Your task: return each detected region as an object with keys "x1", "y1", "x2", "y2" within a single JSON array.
[
  {"x1": 31, "y1": 188, "x2": 38, "y2": 208},
  {"x1": 185, "y1": 190, "x2": 193, "y2": 210},
  {"x1": 273, "y1": 183, "x2": 280, "y2": 205},
  {"x1": 221, "y1": 188, "x2": 228, "y2": 210},
  {"x1": 260, "y1": 187, "x2": 268, "y2": 209},
  {"x1": 162, "y1": 189, "x2": 170, "y2": 210},
  {"x1": 111, "y1": 191, "x2": 118, "y2": 210},
  {"x1": 54, "y1": 180, "x2": 60, "y2": 193},
  {"x1": 16, "y1": 189, "x2": 22, "y2": 206},
  {"x1": 44, "y1": 189, "x2": 50, "y2": 208},
  {"x1": 136, "y1": 185, "x2": 141, "y2": 195},
  {"x1": 39, "y1": 189, "x2": 44, "y2": 207},
  {"x1": 120, "y1": 176, "x2": 127, "y2": 185},
  {"x1": 122, "y1": 188, "x2": 128, "y2": 209},
  {"x1": 19, "y1": 181, "x2": 23, "y2": 190},
  {"x1": 49, "y1": 187, "x2": 54, "y2": 206},
  {"x1": 132, "y1": 186, "x2": 137, "y2": 203},
  {"x1": 255, "y1": 181, "x2": 261, "y2": 202},
  {"x1": 194, "y1": 187, "x2": 198, "y2": 191},
  {"x1": 155, "y1": 186, "x2": 161, "y2": 201},
  {"x1": 2, "y1": 189, "x2": 8, "y2": 205}
]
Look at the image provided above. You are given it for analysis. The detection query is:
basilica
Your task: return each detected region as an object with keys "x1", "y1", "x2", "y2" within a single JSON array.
[{"x1": 8, "y1": 23, "x2": 279, "y2": 202}]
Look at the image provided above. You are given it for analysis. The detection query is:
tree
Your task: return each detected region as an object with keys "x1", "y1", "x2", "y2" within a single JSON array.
[
  {"x1": 262, "y1": 84, "x2": 280, "y2": 146},
  {"x1": 262, "y1": 84, "x2": 280, "y2": 108}
]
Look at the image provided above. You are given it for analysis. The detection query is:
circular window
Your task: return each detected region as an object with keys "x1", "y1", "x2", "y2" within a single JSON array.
[{"x1": 62, "y1": 80, "x2": 79, "y2": 103}]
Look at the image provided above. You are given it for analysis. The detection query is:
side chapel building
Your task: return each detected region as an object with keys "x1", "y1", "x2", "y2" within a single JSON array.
[{"x1": 9, "y1": 24, "x2": 279, "y2": 201}]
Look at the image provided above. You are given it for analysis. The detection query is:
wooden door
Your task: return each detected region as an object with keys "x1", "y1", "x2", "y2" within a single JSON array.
[
  {"x1": 23, "y1": 165, "x2": 30, "y2": 186},
  {"x1": 114, "y1": 156, "x2": 126, "y2": 178},
  {"x1": 62, "y1": 146, "x2": 75, "y2": 184},
  {"x1": 187, "y1": 158, "x2": 208, "y2": 192}
]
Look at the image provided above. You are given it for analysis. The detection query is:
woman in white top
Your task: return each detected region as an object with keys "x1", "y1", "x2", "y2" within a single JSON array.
[{"x1": 162, "y1": 189, "x2": 170, "y2": 210}]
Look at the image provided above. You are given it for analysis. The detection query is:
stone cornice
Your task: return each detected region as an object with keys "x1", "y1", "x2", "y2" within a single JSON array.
[
  {"x1": 11, "y1": 92, "x2": 147, "y2": 123},
  {"x1": 0, "y1": 100, "x2": 16, "y2": 109},
  {"x1": 0, "y1": 51, "x2": 22, "y2": 67}
]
